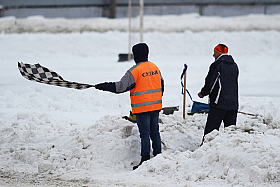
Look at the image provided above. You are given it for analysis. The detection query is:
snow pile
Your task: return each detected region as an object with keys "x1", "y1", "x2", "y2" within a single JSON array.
[
  {"x1": 1, "y1": 111, "x2": 279, "y2": 186},
  {"x1": 136, "y1": 114, "x2": 280, "y2": 185},
  {"x1": 0, "y1": 14, "x2": 280, "y2": 186},
  {"x1": 1, "y1": 13, "x2": 280, "y2": 33}
]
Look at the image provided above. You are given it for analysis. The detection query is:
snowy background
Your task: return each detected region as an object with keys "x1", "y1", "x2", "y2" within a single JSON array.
[{"x1": 0, "y1": 13, "x2": 280, "y2": 186}]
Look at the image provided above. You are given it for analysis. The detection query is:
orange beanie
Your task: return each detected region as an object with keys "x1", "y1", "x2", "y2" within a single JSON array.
[{"x1": 214, "y1": 44, "x2": 228, "y2": 54}]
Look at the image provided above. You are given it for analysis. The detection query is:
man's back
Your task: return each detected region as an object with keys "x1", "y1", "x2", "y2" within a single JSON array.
[
  {"x1": 210, "y1": 54, "x2": 239, "y2": 110},
  {"x1": 129, "y1": 61, "x2": 163, "y2": 114}
]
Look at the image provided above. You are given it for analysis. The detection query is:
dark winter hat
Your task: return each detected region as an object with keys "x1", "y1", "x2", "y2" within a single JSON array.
[{"x1": 132, "y1": 43, "x2": 149, "y2": 63}]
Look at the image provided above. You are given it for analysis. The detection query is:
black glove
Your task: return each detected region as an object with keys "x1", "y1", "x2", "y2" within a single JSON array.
[
  {"x1": 95, "y1": 82, "x2": 116, "y2": 93},
  {"x1": 95, "y1": 83, "x2": 106, "y2": 90}
]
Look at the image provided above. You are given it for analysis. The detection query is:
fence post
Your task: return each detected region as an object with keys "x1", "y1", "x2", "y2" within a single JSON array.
[
  {"x1": 109, "y1": 0, "x2": 116, "y2": 18},
  {"x1": 139, "y1": 0, "x2": 144, "y2": 42},
  {"x1": 0, "y1": 5, "x2": 3, "y2": 18}
]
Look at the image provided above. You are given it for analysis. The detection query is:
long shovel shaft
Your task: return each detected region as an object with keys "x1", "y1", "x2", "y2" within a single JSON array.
[{"x1": 183, "y1": 64, "x2": 187, "y2": 119}]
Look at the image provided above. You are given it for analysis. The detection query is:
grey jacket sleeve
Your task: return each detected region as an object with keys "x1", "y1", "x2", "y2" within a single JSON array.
[{"x1": 115, "y1": 70, "x2": 136, "y2": 93}]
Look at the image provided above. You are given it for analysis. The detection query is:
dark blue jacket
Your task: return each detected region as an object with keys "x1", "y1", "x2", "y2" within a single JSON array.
[{"x1": 200, "y1": 54, "x2": 239, "y2": 110}]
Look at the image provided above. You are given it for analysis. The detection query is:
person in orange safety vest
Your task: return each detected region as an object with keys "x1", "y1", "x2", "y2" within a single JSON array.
[{"x1": 95, "y1": 43, "x2": 164, "y2": 170}]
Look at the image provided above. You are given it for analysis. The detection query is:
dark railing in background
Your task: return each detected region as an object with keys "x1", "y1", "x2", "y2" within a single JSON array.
[{"x1": 0, "y1": 0, "x2": 279, "y2": 18}]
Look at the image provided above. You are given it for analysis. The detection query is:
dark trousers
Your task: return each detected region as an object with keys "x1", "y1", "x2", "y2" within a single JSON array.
[
  {"x1": 202, "y1": 107, "x2": 237, "y2": 142},
  {"x1": 136, "y1": 110, "x2": 161, "y2": 157}
]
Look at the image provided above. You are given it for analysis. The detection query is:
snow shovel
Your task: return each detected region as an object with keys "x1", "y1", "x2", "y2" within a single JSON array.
[{"x1": 181, "y1": 64, "x2": 209, "y2": 115}]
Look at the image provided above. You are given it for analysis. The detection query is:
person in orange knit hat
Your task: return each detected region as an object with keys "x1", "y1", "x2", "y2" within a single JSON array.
[{"x1": 198, "y1": 44, "x2": 239, "y2": 146}]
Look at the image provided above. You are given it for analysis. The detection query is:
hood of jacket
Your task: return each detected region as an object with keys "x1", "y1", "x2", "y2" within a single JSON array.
[
  {"x1": 132, "y1": 43, "x2": 149, "y2": 63},
  {"x1": 217, "y1": 54, "x2": 235, "y2": 65}
]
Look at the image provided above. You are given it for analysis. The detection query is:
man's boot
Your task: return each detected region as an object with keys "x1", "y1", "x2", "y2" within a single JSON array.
[{"x1": 133, "y1": 155, "x2": 150, "y2": 170}]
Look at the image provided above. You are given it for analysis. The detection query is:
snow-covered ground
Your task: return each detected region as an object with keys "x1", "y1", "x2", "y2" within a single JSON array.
[{"x1": 0, "y1": 14, "x2": 280, "y2": 186}]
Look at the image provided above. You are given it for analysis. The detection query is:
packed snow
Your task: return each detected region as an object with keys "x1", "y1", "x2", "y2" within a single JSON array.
[
  {"x1": 1, "y1": 13, "x2": 280, "y2": 33},
  {"x1": 0, "y1": 13, "x2": 280, "y2": 186}
]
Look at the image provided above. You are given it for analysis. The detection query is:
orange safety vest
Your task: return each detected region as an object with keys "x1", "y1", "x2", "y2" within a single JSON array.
[{"x1": 129, "y1": 61, "x2": 162, "y2": 114}]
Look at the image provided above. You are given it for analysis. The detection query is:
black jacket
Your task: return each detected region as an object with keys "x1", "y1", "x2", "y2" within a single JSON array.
[{"x1": 200, "y1": 54, "x2": 239, "y2": 110}]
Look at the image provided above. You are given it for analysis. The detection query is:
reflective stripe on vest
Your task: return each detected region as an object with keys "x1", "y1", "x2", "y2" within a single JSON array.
[
  {"x1": 130, "y1": 88, "x2": 162, "y2": 96},
  {"x1": 131, "y1": 100, "x2": 162, "y2": 108},
  {"x1": 129, "y1": 61, "x2": 162, "y2": 114}
]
